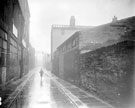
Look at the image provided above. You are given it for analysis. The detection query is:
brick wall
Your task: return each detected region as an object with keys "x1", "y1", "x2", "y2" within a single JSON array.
[
  {"x1": 79, "y1": 41, "x2": 135, "y2": 108},
  {"x1": 64, "y1": 48, "x2": 80, "y2": 85},
  {"x1": 52, "y1": 47, "x2": 80, "y2": 85},
  {"x1": 52, "y1": 55, "x2": 59, "y2": 76}
]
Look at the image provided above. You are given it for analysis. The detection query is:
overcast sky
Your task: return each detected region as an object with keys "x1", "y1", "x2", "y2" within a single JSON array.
[{"x1": 28, "y1": 0, "x2": 134, "y2": 54}]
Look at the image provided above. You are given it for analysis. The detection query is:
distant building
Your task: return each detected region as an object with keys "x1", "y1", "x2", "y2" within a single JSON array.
[
  {"x1": 51, "y1": 16, "x2": 92, "y2": 60},
  {"x1": 43, "y1": 53, "x2": 51, "y2": 71}
]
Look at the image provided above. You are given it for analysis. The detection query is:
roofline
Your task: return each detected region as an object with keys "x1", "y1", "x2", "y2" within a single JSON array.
[
  {"x1": 56, "y1": 16, "x2": 135, "y2": 51},
  {"x1": 80, "y1": 16, "x2": 135, "y2": 32},
  {"x1": 52, "y1": 24, "x2": 93, "y2": 29},
  {"x1": 57, "y1": 31, "x2": 80, "y2": 50}
]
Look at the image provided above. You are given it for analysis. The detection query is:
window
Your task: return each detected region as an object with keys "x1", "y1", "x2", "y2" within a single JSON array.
[
  {"x1": 72, "y1": 39, "x2": 76, "y2": 47},
  {"x1": 3, "y1": 40, "x2": 7, "y2": 50},
  {"x1": 0, "y1": 31, "x2": 7, "y2": 67},
  {"x1": 22, "y1": 39, "x2": 26, "y2": 48},
  {"x1": 0, "y1": 48, "x2": 1, "y2": 57},
  {"x1": 62, "y1": 46, "x2": 66, "y2": 52},
  {"x1": 0, "y1": 38, "x2": 2, "y2": 47},
  {"x1": 13, "y1": 24, "x2": 18, "y2": 37},
  {"x1": 5, "y1": 33, "x2": 7, "y2": 40},
  {"x1": 0, "y1": 29, "x2": 5, "y2": 39}
]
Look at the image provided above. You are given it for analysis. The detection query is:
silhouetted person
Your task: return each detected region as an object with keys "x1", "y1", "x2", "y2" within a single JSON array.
[{"x1": 40, "y1": 69, "x2": 44, "y2": 86}]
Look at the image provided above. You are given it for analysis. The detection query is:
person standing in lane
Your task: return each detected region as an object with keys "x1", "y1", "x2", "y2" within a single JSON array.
[{"x1": 39, "y1": 68, "x2": 44, "y2": 86}]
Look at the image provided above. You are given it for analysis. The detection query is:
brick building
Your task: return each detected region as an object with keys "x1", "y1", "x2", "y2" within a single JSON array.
[
  {"x1": 0, "y1": 0, "x2": 30, "y2": 86},
  {"x1": 53, "y1": 16, "x2": 135, "y2": 107},
  {"x1": 51, "y1": 16, "x2": 92, "y2": 60}
]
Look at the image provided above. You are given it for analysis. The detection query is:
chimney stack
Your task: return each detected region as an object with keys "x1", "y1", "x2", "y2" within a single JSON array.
[
  {"x1": 70, "y1": 16, "x2": 75, "y2": 27},
  {"x1": 112, "y1": 16, "x2": 117, "y2": 22}
]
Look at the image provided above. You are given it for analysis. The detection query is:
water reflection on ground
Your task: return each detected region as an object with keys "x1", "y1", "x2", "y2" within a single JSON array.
[{"x1": 19, "y1": 70, "x2": 76, "y2": 108}]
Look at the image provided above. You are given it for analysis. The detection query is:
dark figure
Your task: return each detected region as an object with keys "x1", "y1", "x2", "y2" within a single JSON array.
[{"x1": 40, "y1": 69, "x2": 44, "y2": 86}]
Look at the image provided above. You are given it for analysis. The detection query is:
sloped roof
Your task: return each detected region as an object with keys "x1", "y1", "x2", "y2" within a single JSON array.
[
  {"x1": 79, "y1": 16, "x2": 135, "y2": 52},
  {"x1": 80, "y1": 16, "x2": 135, "y2": 38}
]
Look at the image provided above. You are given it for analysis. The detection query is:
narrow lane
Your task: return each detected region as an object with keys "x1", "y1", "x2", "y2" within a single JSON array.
[
  {"x1": 2, "y1": 68, "x2": 114, "y2": 108},
  {"x1": 22, "y1": 69, "x2": 76, "y2": 108}
]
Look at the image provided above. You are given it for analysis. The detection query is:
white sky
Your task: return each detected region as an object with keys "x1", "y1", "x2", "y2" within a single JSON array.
[{"x1": 28, "y1": 0, "x2": 134, "y2": 54}]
